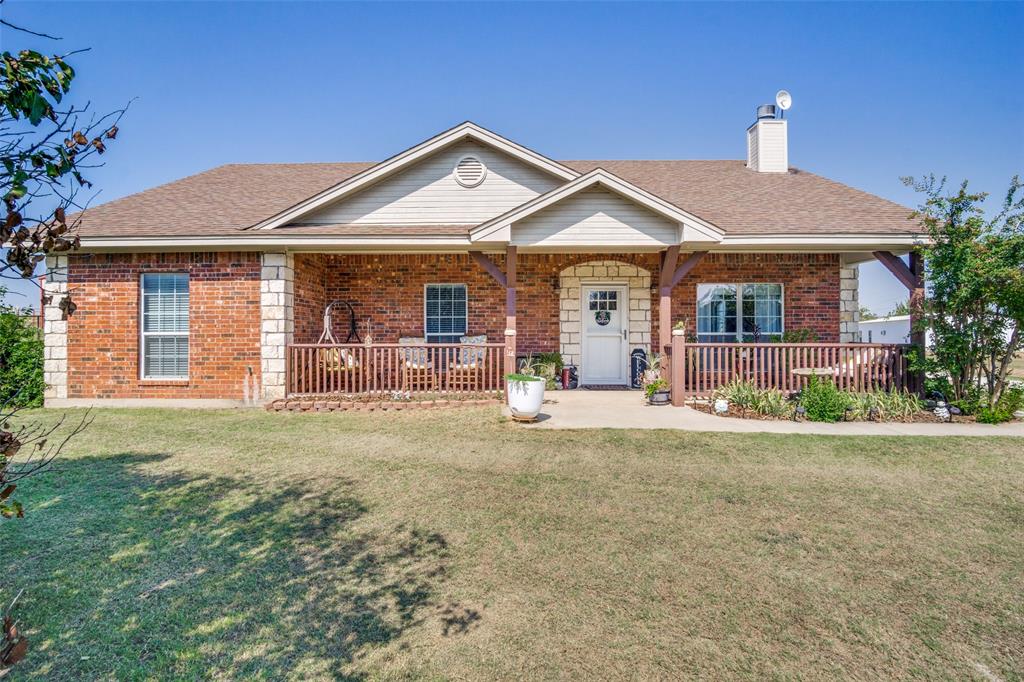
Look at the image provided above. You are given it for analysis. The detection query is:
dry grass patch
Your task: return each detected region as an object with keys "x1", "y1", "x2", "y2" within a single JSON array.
[{"x1": 3, "y1": 408, "x2": 1023, "y2": 680}]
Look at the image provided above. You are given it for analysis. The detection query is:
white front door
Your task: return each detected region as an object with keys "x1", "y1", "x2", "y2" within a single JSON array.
[{"x1": 581, "y1": 285, "x2": 628, "y2": 385}]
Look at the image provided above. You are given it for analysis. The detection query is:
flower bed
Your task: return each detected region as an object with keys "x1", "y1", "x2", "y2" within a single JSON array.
[
  {"x1": 686, "y1": 398, "x2": 970, "y2": 423},
  {"x1": 690, "y1": 378, "x2": 990, "y2": 424}
]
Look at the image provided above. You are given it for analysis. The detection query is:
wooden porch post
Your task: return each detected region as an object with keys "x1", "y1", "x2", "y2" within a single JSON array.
[
  {"x1": 909, "y1": 250, "x2": 926, "y2": 393},
  {"x1": 873, "y1": 250, "x2": 927, "y2": 393},
  {"x1": 505, "y1": 245, "x2": 517, "y2": 378},
  {"x1": 659, "y1": 246, "x2": 680, "y2": 356},
  {"x1": 670, "y1": 332, "x2": 686, "y2": 406}
]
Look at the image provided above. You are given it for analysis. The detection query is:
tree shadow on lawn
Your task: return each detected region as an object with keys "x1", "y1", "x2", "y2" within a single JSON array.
[{"x1": 5, "y1": 453, "x2": 479, "y2": 680}]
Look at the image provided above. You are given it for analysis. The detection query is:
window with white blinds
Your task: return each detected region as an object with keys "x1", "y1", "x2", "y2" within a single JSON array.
[
  {"x1": 140, "y1": 273, "x2": 189, "y2": 379},
  {"x1": 424, "y1": 283, "x2": 467, "y2": 343}
]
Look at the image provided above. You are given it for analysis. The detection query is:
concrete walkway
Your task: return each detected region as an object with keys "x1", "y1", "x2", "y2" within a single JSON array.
[{"x1": 518, "y1": 390, "x2": 1024, "y2": 436}]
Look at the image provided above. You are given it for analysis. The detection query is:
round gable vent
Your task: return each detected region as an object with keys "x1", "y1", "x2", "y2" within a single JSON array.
[{"x1": 454, "y1": 155, "x2": 487, "y2": 188}]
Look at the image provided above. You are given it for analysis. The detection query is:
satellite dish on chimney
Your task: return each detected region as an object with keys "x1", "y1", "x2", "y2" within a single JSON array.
[{"x1": 775, "y1": 90, "x2": 792, "y2": 112}]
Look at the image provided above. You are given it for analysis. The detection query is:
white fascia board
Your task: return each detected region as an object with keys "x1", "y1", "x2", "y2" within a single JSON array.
[
  {"x1": 77, "y1": 235, "x2": 474, "y2": 251},
  {"x1": 74, "y1": 232, "x2": 926, "y2": 254},
  {"x1": 251, "y1": 122, "x2": 580, "y2": 231},
  {"x1": 718, "y1": 234, "x2": 926, "y2": 247},
  {"x1": 470, "y1": 168, "x2": 725, "y2": 243}
]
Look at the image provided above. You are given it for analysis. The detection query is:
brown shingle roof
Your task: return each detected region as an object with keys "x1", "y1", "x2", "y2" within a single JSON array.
[
  {"x1": 73, "y1": 160, "x2": 917, "y2": 238},
  {"x1": 564, "y1": 161, "x2": 915, "y2": 236},
  {"x1": 73, "y1": 162, "x2": 373, "y2": 237}
]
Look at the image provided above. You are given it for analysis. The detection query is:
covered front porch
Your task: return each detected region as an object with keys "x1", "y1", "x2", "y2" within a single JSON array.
[{"x1": 261, "y1": 246, "x2": 920, "y2": 402}]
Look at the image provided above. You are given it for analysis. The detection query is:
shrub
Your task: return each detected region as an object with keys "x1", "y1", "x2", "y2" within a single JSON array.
[
  {"x1": 976, "y1": 386, "x2": 1024, "y2": 424},
  {"x1": 781, "y1": 328, "x2": 819, "y2": 343},
  {"x1": 848, "y1": 390, "x2": 922, "y2": 421},
  {"x1": 751, "y1": 387, "x2": 794, "y2": 418},
  {"x1": 800, "y1": 376, "x2": 851, "y2": 422},
  {"x1": 713, "y1": 379, "x2": 758, "y2": 411},
  {"x1": 0, "y1": 306, "x2": 45, "y2": 408},
  {"x1": 713, "y1": 380, "x2": 793, "y2": 418},
  {"x1": 518, "y1": 353, "x2": 559, "y2": 390},
  {"x1": 877, "y1": 390, "x2": 924, "y2": 420},
  {"x1": 535, "y1": 352, "x2": 563, "y2": 373}
]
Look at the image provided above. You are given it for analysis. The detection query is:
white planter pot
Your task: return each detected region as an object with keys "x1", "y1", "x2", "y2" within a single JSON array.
[{"x1": 507, "y1": 378, "x2": 545, "y2": 420}]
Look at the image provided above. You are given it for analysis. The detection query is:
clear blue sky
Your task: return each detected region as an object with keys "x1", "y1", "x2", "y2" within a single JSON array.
[{"x1": 2, "y1": 1, "x2": 1021, "y2": 313}]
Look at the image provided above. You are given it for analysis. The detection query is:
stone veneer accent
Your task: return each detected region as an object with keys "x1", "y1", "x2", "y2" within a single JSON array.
[
  {"x1": 42, "y1": 255, "x2": 69, "y2": 400},
  {"x1": 260, "y1": 252, "x2": 295, "y2": 400},
  {"x1": 839, "y1": 265, "x2": 860, "y2": 342},
  {"x1": 558, "y1": 260, "x2": 652, "y2": 368}
]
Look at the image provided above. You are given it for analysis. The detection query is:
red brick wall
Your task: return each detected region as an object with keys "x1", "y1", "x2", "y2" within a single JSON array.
[
  {"x1": 300, "y1": 252, "x2": 840, "y2": 352},
  {"x1": 66, "y1": 252, "x2": 261, "y2": 399},
  {"x1": 673, "y1": 253, "x2": 840, "y2": 343},
  {"x1": 315, "y1": 254, "x2": 507, "y2": 344},
  {"x1": 293, "y1": 253, "x2": 327, "y2": 343}
]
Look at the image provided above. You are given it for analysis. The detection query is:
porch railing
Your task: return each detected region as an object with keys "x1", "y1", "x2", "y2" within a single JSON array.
[
  {"x1": 667, "y1": 340, "x2": 913, "y2": 401},
  {"x1": 287, "y1": 343, "x2": 507, "y2": 398}
]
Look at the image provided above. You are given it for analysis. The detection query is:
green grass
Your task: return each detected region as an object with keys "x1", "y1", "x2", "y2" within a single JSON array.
[{"x1": 3, "y1": 408, "x2": 1023, "y2": 680}]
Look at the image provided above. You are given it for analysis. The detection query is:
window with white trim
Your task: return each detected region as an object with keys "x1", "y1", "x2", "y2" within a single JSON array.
[
  {"x1": 141, "y1": 273, "x2": 189, "y2": 378},
  {"x1": 697, "y1": 283, "x2": 783, "y2": 341},
  {"x1": 424, "y1": 284, "x2": 467, "y2": 343}
]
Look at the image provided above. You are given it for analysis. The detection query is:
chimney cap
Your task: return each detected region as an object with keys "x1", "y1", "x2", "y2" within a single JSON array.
[{"x1": 756, "y1": 104, "x2": 778, "y2": 121}]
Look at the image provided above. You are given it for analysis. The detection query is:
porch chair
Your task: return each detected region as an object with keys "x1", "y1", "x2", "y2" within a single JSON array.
[
  {"x1": 447, "y1": 335, "x2": 488, "y2": 393},
  {"x1": 399, "y1": 337, "x2": 437, "y2": 394}
]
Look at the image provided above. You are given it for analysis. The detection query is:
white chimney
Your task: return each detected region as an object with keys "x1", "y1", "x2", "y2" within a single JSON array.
[{"x1": 746, "y1": 105, "x2": 788, "y2": 173}]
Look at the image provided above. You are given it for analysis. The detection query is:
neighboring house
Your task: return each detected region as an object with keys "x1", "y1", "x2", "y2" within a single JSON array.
[
  {"x1": 858, "y1": 314, "x2": 912, "y2": 344},
  {"x1": 858, "y1": 314, "x2": 1012, "y2": 347},
  {"x1": 42, "y1": 110, "x2": 926, "y2": 406}
]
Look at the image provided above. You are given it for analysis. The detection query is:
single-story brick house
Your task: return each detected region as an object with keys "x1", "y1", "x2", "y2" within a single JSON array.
[{"x1": 43, "y1": 114, "x2": 925, "y2": 407}]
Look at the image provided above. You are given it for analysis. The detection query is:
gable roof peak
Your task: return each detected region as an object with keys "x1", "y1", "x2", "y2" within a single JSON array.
[
  {"x1": 248, "y1": 120, "x2": 580, "y2": 231},
  {"x1": 470, "y1": 164, "x2": 724, "y2": 244}
]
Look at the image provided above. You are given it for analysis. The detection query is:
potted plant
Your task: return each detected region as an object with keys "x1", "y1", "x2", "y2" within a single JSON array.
[
  {"x1": 672, "y1": 319, "x2": 688, "y2": 337},
  {"x1": 644, "y1": 377, "x2": 670, "y2": 405},
  {"x1": 506, "y1": 355, "x2": 546, "y2": 421},
  {"x1": 642, "y1": 351, "x2": 662, "y2": 386},
  {"x1": 641, "y1": 353, "x2": 670, "y2": 405}
]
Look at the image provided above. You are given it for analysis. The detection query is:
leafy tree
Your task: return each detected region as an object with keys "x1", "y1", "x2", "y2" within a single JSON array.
[
  {"x1": 2, "y1": 41, "x2": 124, "y2": 293},
  {"x1": 0, "y1": 286, "x2": 44, "y2": 408},
  {"x1": 904, "y1": 175, "x2": 1024, "y2": 410},
  {"x1": 0, "y1": 8, "x2": 123, "y2": 522},
  {"x1": 886, "y1": 301, "x2": 911, "y2": 317},
  {"x1": 858, "y1": 305, "x2": 878, "y2": 321},
  {"x1": 0, "y1": 11, "x2": 119, "y2": 670}
]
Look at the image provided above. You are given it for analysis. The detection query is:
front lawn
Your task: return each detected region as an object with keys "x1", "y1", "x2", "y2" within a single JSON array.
[{"x1": 3, "y1": 408, "x2": 1022, "y2": 680}]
